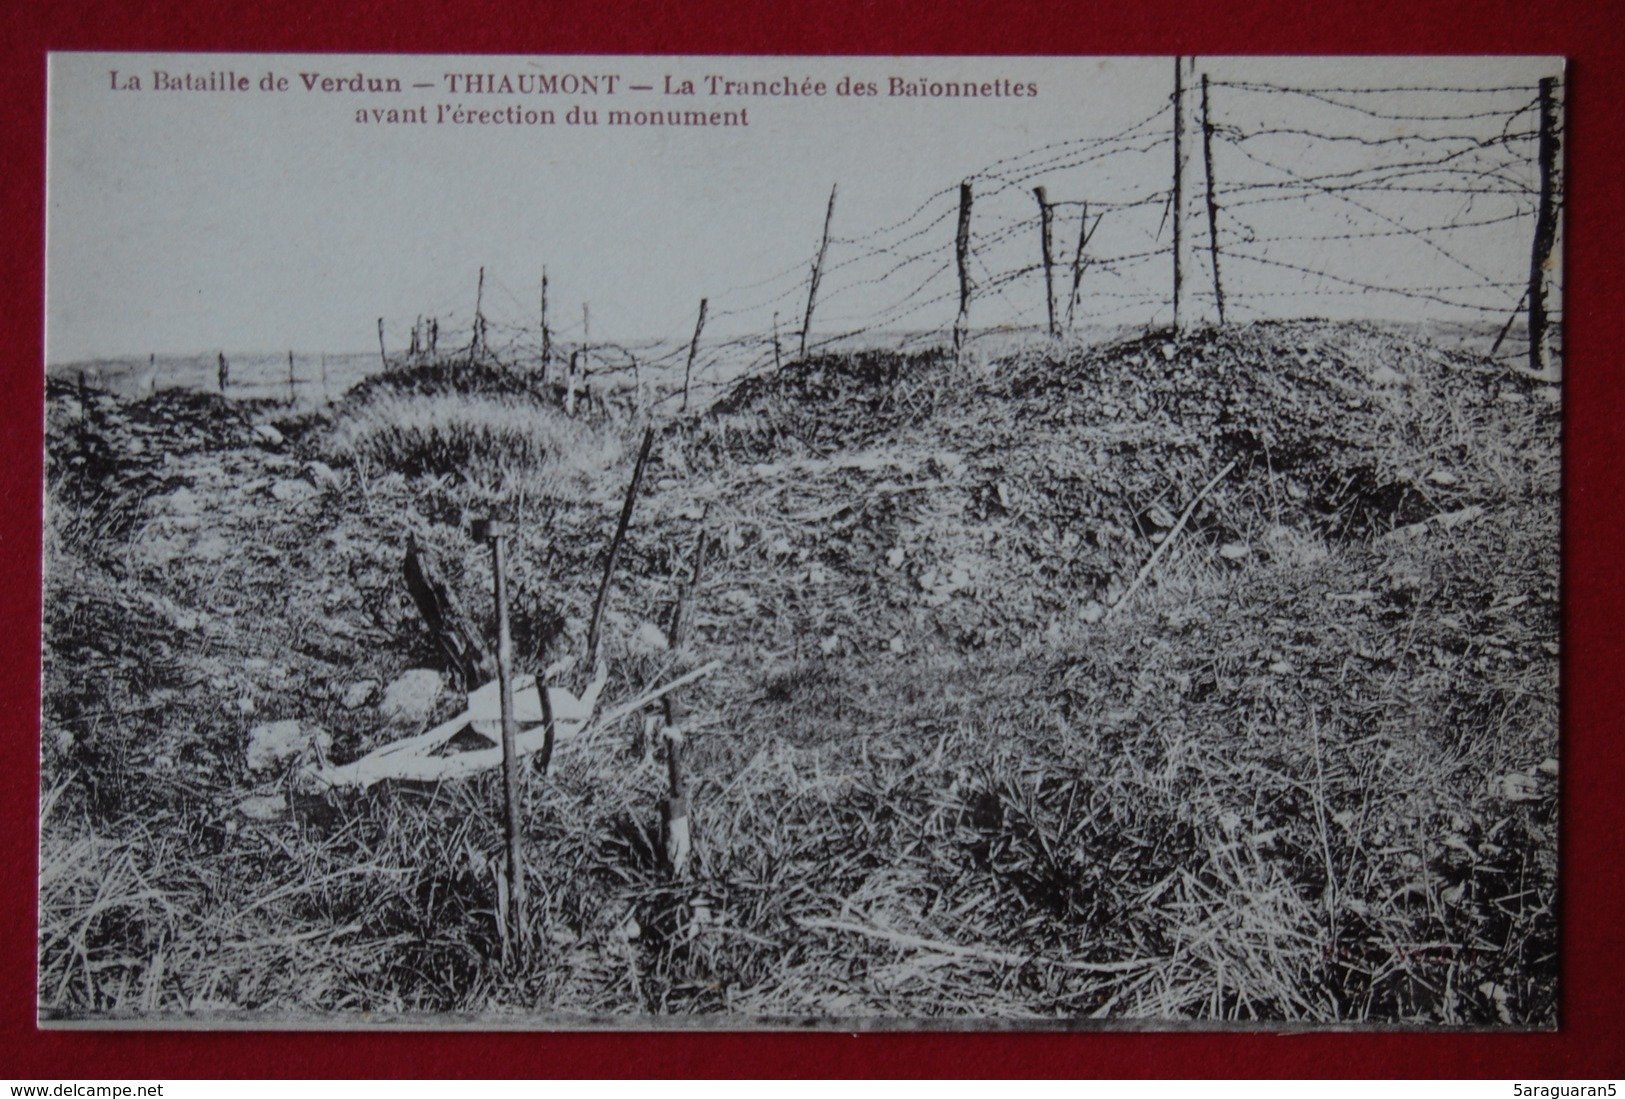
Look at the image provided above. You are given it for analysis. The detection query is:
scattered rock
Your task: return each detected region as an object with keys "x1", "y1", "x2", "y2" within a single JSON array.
[
  {"x1": 302, "y1": 460, "x2": 343, "y2": 490},
  {"x1": 1218, "y1": 541, "x2": 1251, "y2": 561},
  {"x1": 161, "y1": 486, "x2": 202, "y2": 516},
  {"x1": 269, "y1": 478, "x2": 317, "y2": 503},
  {"x1": 341, "y1": 680, "x2": 379, "y2": 709},
  {"x1": 632, "y1": 621, "x2": 670, "y2": 652},
  {"x1": 1079, "y1": 600, "x2": 1106, "y2": 625},
  {"x1": 191, "y1": 531, "x2": 232, "y2": 561},
  {"x1": 246, "y1": 719, "x2": 331, "y2": 774},
  {"x1": 237, "y1": 794, "x2": 287, "y2": 822},
  {"x1": 1490, "y1": 771, "x2": 1541, "y2": 802},
  {"x1": 1145, "y1": 504, "x2": 1177, "y2": 529},
  {"x1": 378, "y1": 669, "x2": 443, "y2": 724},
  {"x1": 253, "y1": 423, "x2": 285, "y2": 446}
]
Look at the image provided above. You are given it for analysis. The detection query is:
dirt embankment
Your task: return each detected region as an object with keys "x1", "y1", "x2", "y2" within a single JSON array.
[{"x1": 40, "y1": 320, "x2": 1560, "y2": 1025}]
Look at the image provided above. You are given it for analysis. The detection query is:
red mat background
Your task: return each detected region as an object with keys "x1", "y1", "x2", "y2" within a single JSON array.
[{"x1": 1, "y1": 0, "x2": 1620, "y2": 1078}]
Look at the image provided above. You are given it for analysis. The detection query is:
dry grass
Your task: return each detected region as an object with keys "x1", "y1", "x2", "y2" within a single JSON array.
[
  {"x1": 38, "y1": 325, "x2": 1559, "y2": 1026},
  {"x1": 319, "y1": 391, "x2": 629, "y2": 503}
]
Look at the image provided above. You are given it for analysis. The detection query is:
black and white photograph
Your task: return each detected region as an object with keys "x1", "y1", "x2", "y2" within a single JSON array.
[{"x1": 40, "y1": 53, "x2": 1562, "y2": 1028}]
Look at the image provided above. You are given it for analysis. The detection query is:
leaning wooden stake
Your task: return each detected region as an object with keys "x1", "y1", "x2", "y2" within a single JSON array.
[
  {"x1": 473, "y1": 518, "x2": 527, "y2": 963},
  {"x1": 682, "y1": 298, "x2": 708, "y2": 413},
  {"x1": 953, "y1": 180, "x2": 974, "y2": 354},
  {"x1": 1527, "y1": 76, "x2": 1561, "y2": 377},
  {"x1": 801, "y1": 182, "x2": 838, "y2": 358},
  {"x1": 403, "y1": 534, "x2": 496, "y2": 687},
  {"x1": 1033, "y1": 187, "x2": 1058, "y2": 338},
  {"x1": 587, "y1": 426, "x2": 656, "y2": 666},
  {"x1": 1200, "y1": 73, "x2": 1227, "y2": 325}
]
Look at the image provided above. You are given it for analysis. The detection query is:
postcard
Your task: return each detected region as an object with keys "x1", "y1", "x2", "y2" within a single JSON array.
[{"x1": 41, "y1": 53, "x2": 1561, "y2": 1028}]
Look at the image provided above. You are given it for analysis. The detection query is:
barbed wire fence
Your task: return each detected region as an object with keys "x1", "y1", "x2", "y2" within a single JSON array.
[{"x1": 335, "y1": 59, "x2": 1561, "y2": 413}]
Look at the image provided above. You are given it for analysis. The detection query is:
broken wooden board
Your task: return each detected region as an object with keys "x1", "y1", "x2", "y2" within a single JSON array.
[
  {"x1": 312, "y1": 660, "x2": 724, "y2": 788},
  {"x1": 314, "y1": 667, "x2": 607, "y2": 788}
]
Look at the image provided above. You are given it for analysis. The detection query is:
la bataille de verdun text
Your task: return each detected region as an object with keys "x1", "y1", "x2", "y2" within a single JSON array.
[{"x1": 113, "y1": 68, "x2": 1041, "y2": 127}]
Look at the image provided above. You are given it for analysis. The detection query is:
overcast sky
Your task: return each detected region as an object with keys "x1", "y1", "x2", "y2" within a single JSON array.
[{"x1": 45, "y1": 54, "x2": 1561, "y2": 363}]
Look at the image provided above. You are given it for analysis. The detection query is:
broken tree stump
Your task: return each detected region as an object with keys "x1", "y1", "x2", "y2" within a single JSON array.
[{"x1": 404, "y1": 533, "x2": 496, "y2": 688}]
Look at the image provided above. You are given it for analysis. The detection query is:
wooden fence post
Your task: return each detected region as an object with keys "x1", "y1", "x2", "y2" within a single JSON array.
[
  {"x1": 566, "y1": 350, "x2": 579, "y2": 417},
  {"x1": 1528, "y1": 76, "x2": 1561, "y2": 377},
  {"x1": 953, "y1": 180, "x2": 974, "y2": 354},
  {"x1": 286, "y1": 351, "x2": 296, "y2": 404},
  {"x1": 540, "y1": 268, "x2": 551, "y2": 379},
  {"x1": 217, "y1": 352, "x2": 229, "y2": 393},
  {"x1": 1172, "y1": 57, "x2": 1197, "y2": 332},
  {"x1": 320, "y1": 353, "x2": 329, "y2": 402},
  {"x1": 1034, "y1": 186, "x2": 1058, "y2": 338},
  {"x1": 682, "y1": 298, "x2": 708, "y2": 413},
  {"x1": 377, "y1": 318, "x2": 387, "y2": 370},
  {"x1": 469, "y1": 266, "x2": 486, "y2": 367},
  {"x1": 1200, "y1": 74, "x2": 1227, "y2": 325},
  {"x1": 472, "y1": 518, "x2": 527, "y2": 964},
  {"x1": 801, "y1": 183, "x2": 838, "y2": 358}
]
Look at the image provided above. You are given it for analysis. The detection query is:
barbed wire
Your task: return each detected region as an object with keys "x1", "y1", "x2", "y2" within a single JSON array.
[{"x1": 346, "y1": 72, "x2": 1560, "y2": 412}]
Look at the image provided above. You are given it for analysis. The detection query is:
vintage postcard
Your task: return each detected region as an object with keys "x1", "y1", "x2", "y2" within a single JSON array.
[{"x1": 41, "y1": 53, "x2": 1561, "y2": 1028}]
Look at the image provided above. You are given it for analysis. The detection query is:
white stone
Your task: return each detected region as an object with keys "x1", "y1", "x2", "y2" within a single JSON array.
[
  {"x1": 237, "y1": 794, "x2": 287, "y2": 822},
  {"x1": 303, "y1": 460, "x2": 343, "y2": 490},
  {"x1": 341, "y1": 680, "x2": 379, "y2": 709},
  {"x1": 270, "y1": 478, "x2": 317, "y2": 503},
  {"x1": 378, "y1": 669, "x2": 443, "y2": 724},
  {"x1": 246, "y1": 720, "x2": 331, "y2": 774}
]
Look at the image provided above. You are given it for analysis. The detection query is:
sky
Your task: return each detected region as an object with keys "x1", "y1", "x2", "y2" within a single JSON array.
[{"x1": 45, "y1": 54, "x2": 1561, "y2": 364}]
